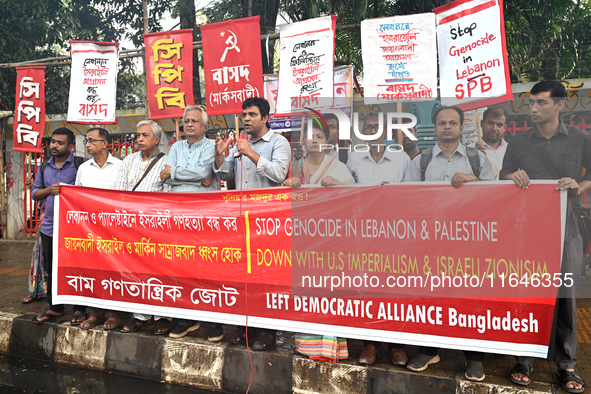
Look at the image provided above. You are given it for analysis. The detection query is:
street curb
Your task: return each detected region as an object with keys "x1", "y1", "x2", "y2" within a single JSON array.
[{"x1": 1, "y1": 315, "x2": 566, "y2": 393}]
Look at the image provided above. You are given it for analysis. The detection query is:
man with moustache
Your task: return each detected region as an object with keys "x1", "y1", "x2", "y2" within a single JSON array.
[
  {"x1": 214, "y1": 97, "x2": 290, "y2": 350},
  {"x1": 31, "y1": 128, "x2": 86, "y2": 324},
  {"x1": 470, "y1": 107, "x2": 508, "y2": 180}
]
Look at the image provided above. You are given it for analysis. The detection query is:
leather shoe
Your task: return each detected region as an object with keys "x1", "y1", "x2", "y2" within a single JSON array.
[
  {"x1": 359, "y1": 344, "x2": 378, "y2": 364},
  {"x1": 390, "y1": 348, "x2": 408, "y2": 366}
]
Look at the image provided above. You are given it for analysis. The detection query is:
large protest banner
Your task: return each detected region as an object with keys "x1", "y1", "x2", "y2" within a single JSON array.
[
  {"x1": 67, "y1": 41, "x2": 119, "y2": 124},
  {"x1": 434, "y1": 0, "x2": 513, "y2": 109},
  {"x1": 361, "y1": 13, "x2": 437, "y2": 103},
  {"x1": 201, "y1": 16, "x2": 264, "y2": 116},
  {"x1": 276, "y1": 16, "x2": 336, "y2": 116},
  {"x1": 13, "y1": 67, "x2": 45, "y2": 152},
  {"x1": 55, "y1": 182, "x2": 564, "y2": 357},
  {"x1": 144, "y1": 29, "x2": 195, "y2": 120},
  {"x1": 265, "y1": 65, "x2": 354, "y2": 132}
]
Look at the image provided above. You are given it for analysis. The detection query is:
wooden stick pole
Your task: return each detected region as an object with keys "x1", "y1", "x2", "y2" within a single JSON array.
[
  {"x1": 142, "y1": 0, "x2": 151, "y2": 119},
  {"x1": 397, "y1": 102, "x2": 403, "y2": 147},
  {"x1": 175, "y1": 118, "x2": 180, "y2": 142},
  {"x1": 27, "y1": 152, "x2": 32, "y2": 181},
  {"x1": 0, "y1": 119, "x2": 7, "y2": 238},
  {"x1": 299, "y1": 116, "x2": 306, "y2": 145},
  {"x1": 475, "y1": 108, "x2": 482, "y2": 143},
  {"x1": 235, "y1": 113, "x2": 240, "y2": 137}
]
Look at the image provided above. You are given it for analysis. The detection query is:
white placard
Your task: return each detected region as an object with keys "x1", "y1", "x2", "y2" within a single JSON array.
[
  {"x1": 361, "y1": 13, "x2": 437, "y2": 103},
  {"x1": 435, "y1": 0, "x2": 508, "y2": 106},
  {"x1": 67, "y1": 41, "x2": 119, "y2": 124},
  {"x1": 275, "y1": 16, "x2": 335, "y2": 116}
]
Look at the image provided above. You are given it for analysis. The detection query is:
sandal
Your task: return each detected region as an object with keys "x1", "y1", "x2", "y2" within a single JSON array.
[
  {"x1": 22, "y1": 295, "x2": 37, "y2": 304},
  {"x1": 510, "y1": 363, "x2": 533, "y2": 386},
  {"x1": 120, "y1": 318, "x2": 152, "y2": 333},
  {"x1": 70, "y1": 312, "x2": 88, "y2": 326},
  {"x1": 32, "y1": 311, "x2": 63, "y2": 324},
  {"x1": 154, "y1": 320, "x2": 172, "y2": 336},
  {"x1": 252, "y1": 333, "x2": 275, "y2": 351},
  {"x1": 102, "y1": 317, "x2": 120, "y2": 331},
  {"x1": 557, "y1": 369, "x2": 586, "y2": 393},
  {"x1": 80, "y1": 316, "x2": 105, "y2": 330},
  {"x1": 228, "y1": 327, "x2": 253, "y2": 345}
]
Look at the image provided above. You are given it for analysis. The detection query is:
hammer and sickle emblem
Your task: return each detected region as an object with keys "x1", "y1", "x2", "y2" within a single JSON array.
[{"x1": 220, "y1": 30, "x2": 241, "y2": 62}]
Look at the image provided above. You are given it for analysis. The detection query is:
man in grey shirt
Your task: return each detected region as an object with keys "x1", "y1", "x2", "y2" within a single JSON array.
[
  {"x1": 404, "y1": 107, "x2": 495, "y2": 185},
  {"x1": 214, "y1": 97, "x2": 290, "y2": 351},
  {"x1": 405, "y1": 106, "x2": 494, "y2": 382}
]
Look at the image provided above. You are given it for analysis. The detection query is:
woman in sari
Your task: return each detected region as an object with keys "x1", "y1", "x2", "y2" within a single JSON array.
[
  {"x1": 283, "y1": 122, "x2": 354, "y2": 188},
  {"x1": 283, "y1": 122, "x2": 352, "y2": 363}
]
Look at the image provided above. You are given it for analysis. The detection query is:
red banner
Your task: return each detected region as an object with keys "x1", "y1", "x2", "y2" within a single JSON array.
[
  {"x1": 143, "y1": 29, "x2": 196, "y2": 120},
  {"x1": 54, "y1": 182, "x2": 565, "y2": 358},
  {"x1": 13, "y1": 67, "x2": 45, "y2": 153},
  {"x1": 201, "y1": 16, "x2": 264, "y2": 116}
]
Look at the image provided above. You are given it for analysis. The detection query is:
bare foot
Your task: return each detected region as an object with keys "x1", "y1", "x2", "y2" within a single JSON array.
[
  {"x1": 563, "y1": 369, "x2": 584, "y2": 391},
  {"x1": 103, "y1": 317, "x2": 119, "y2": 329},
  {"x1": 80, "y1": 316, "x2": 100, "y2": 329},
  {"x1": 511, "y1": 372, "x2": 530, "y2": 383}
]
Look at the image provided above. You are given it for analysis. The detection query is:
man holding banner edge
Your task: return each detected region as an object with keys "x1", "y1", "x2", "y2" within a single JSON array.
[{"x1": 501, "y1": 80, "x2": 591, "y2": 393}]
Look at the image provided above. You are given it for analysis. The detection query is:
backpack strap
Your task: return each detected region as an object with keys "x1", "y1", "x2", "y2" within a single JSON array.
[
  {"x1": 420, "y1": 147, "x2": 433, "y2": 182},
  {"x1": 466, "y1": 146, "x2": 481, "y2": 179}
]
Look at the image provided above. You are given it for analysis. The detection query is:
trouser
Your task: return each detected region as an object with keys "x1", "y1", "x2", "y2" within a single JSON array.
[
  {"x1": 516, "y1": 233, "x2": 582, "y2": 370},
  {"x1": 419, "y1": 346, "x2": 485, "y2": 362},
  {"x1": 86, "y1": 307, "x2": 126, "y2": 320},
  {"x1": 364, "y1": 341, "x2": 404, "y2": 350},
  {"x1": 133, "y1": 313, "x2": 171, "y2": 322},
  {"x1": 40, "y1": 233, "x2": 85, "y2": 315}
]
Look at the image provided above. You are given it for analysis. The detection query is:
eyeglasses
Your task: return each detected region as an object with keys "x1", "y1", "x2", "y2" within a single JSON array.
[
  {"x1": 184, "y1": 118, "x2": 201, "y2": 124},
  {"x1": 362, "y1": 124, "x2": 381, "y2": 133},
  {"x1": 83, "y1": 138, "x2": 106, "y2": 144}
]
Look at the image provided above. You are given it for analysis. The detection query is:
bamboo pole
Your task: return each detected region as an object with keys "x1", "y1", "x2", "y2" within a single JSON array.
[
  {"x1": 0, "y1": 24, "x2": 362, "y2": 69},
  {"x1": 397, "y1": 102, "x2": 403, "y2": 147},
  {"x1": 0, "y1": 119, "x2": 7, "y2": 238},
  {"x1": 142, "y1": 0, "x2": 151, "y2": 119},
  {"x1": 475, "y1": 108, "x2": 482, "y2": 143},
  {"x1": 175, "y1": 118, "x2": 180, "y2": 141}
]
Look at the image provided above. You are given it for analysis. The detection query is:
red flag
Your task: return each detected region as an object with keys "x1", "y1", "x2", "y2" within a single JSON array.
[
  {"x1": 143, "y1": 29, "x2": 196, "y2": 120},
  {"x1": 201, "y1": 16, "x2": 264, "y2": 116},
  {"x1": 13, "y1": 67, "x2": 45, "y2": 153}
]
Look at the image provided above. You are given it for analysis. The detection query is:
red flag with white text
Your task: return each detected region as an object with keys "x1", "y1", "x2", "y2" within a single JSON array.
[
  {"x1": 201, "y1": 16, "x2": 264, "y2": 116},
  {"x1": 13, "y1": 67, "x2": 45, "y2": 153}
]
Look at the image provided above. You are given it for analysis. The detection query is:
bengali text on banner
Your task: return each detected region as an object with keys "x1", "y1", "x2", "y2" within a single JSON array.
[
  {"x1": 143, "y1": 29, "x2": 195, "y2": 120},
  {"x1": 13, "y1": 67, "x2": 45, "y2": 152},
  {"x1": 67, "y1": 41, "x2": 119, "y2": 124},
  {"x1": 54, "y1": 182, "x2": 565, "y2": 358}
]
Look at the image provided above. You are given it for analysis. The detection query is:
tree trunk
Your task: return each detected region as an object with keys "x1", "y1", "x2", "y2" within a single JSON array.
[
  {"x1": 260, "y1": 0, "x2": 281, "y2": 74},
  {"x1": 179, "y1": 0, "x2": 202, "y2": 103}
]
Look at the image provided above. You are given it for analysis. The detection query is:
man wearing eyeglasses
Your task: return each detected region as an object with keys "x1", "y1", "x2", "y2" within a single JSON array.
[
  {"x1": 346, "y1": 111, "x2": 411, "y2": 185},
  {"x1": 159, "y1": 105, "x2": 223, "y2": 341},
  {"x1": 75, "y1": 127, "x2": 123, "y2": 330},
  {"x1": 75, "y1": 127, "x2": 122, "y2": 189}
]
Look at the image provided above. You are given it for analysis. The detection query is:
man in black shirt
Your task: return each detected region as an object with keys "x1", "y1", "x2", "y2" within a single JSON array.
[{"x1": 500, "y1": 80, "x2": 591, "y2": 393}]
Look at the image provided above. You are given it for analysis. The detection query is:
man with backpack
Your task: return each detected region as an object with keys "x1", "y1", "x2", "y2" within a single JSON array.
[
  {"x1": 404, "y1": 106, "x2": 494, "y2": 381},
  {"x1": 31, "y1": 127, "x2": 86, "y2": 324}
]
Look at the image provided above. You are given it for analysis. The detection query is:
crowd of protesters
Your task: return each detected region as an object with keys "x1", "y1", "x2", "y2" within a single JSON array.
[{"x1": 25, "y1": 81, "x2": 591, "y2": 393}]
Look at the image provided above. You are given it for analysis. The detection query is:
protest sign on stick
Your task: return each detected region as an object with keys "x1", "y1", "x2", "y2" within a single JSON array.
[
  {"x1": 434, "y1": 0, "x2": 513, "y2": 109},
  {"x1": 13, "y1": 67, "x2": 45, "y2": 152},
  {"x1": 67, "y1": 41, "x2": 119, "y2": 124}
]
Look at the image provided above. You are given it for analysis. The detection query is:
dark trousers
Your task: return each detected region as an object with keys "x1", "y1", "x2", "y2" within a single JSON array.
[
  {"x1": 364, "y1": 341, "x2": 404, "y2": 350},
  {"x1": 419, "y1": 346, "x2": 485, "y2": 362},
  {"x1": 516, "y1": 234, "x2": 582, "y2": 370},
  {"x1": 40, "y1": 233, "x2": 86, "y2": 315}
]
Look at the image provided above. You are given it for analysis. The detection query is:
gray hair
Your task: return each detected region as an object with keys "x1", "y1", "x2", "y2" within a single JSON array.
[
  {"x1": 136, "y1": 120, "x2": 162, "y2": 140},
  {"x1": 364, "y1": 111, "x2": 385, "y2": 126},
  {"x1": 183, "y1": 105, "x2": 208, "y2": 126}
]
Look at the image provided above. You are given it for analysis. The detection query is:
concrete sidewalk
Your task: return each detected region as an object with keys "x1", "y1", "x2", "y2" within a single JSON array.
[{"x1": 0, "y1": 239, "x2": 589, "y2": 393}]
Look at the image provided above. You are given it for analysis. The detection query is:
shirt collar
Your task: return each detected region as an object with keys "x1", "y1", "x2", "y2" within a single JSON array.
[
  {"x1": 252, "y1": 129, "x2": 275, "y2": 143},
  {"x1": 90, "y1": 153, "x2": 117, "y2": 167},
  {"x1": 360, "y1": 146, "x2": 395, "y2": 163},
  {"x1": 185, "y1": 137, "x2": 206, "y2": 148},
  {"x1": 433, "y1": 142, "x2": 466, "y2": 157},
  {"x1": 49, "y1": 153, "x2": 75, "y2": 167},
  {"x1": 483, "y1": 138, "x2": 508, "y2": 150},
  {"x1": 529, "y1": 120, "x2": 569, "y2": 138}
]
